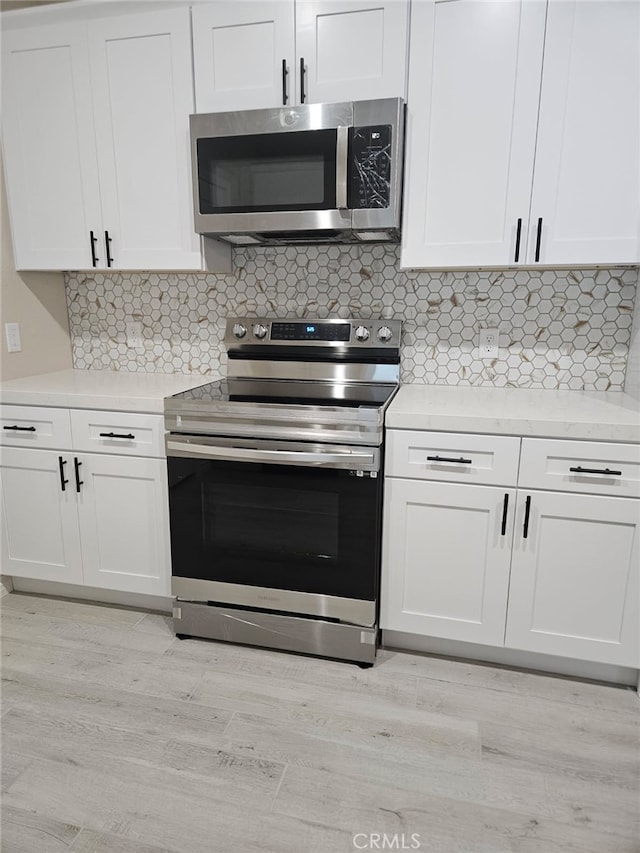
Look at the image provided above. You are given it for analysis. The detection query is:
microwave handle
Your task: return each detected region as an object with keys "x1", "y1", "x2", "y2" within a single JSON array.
[{"x1": 335, "y1": 126, "x2": 349, "y2": 210}]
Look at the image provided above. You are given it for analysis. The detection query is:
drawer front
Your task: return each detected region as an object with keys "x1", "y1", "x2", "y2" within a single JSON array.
[
  {"x1": 386, "y1": 430, "x2": 521, "y2": 486},
  {"x1": 0, "y1": 405, "x2": 72, "y2": 449},
  {"x1": 70, "y1": 410, "x2": 164, "y2": 458},
  {"x1": 519, "y1": 438, "x2": 640, "y2": 498}
]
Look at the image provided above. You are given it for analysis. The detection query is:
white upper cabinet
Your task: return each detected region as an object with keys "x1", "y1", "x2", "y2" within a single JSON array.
[
  {"x1": 1, "y1": 5, "x2": 202, "y2": 271},
  {"x1": 192, "y1": 1, "x2": 296, "y2": 112},
  {"x1": 1, "y1": 21, "x2": 102, "y2": 270},
  {"x1": 88, "y1": 9, "x2": 201, "y2": 270},
  {"x1": 402, "y1": 0, "x2": 640, "y2": 269},
  {"x1": 295, "y1": 0, "x2": 409, "y2": 104},
  {"x1": 529, "y1": 0, "x2": 640, "y2": 266},
  {"x1": 192, "y1": 0, "x2": 408, "y2": 112},
  {"x1": 401, "y1": 0, "x2": 545, "y2": 269}
]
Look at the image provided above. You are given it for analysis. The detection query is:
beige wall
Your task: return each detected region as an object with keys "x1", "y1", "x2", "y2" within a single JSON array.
[{"x1": 0, "y1": 159, "x2": 72, "y2": 380}]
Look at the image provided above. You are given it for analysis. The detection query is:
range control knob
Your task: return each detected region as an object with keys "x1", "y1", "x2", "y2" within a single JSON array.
[
  {"x1": 354, "y1": 325, "x2": 370, "y2": 342},
  {"x1": 253, "y1": 323, "x2": 268, "y2": 340},
  {"x1": 377, "y1": 325, "x2": 393, "y2": 343},
  {"x1": 232, "y1": 323, "x2": 247, "y2": 339}
]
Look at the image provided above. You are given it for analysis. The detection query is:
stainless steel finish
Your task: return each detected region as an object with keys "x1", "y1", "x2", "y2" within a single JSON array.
[
  {"x1": 173, "y1": 576, "x2": 377, "y2": 627},
  {"x1": 355, "y1": 325, "x2": 370, "y2": 342},
  {"x1": 173, "y1": 599, "x2": 378, "y2": 664},
  {"x1": 191, "y1": 101, "x2": 354, "y2": 139},
  {"x1": 224, "y1": 316, "x2": 402, "y2": 350},
  {"x1": 335, "y1": 125, "x2": 349, "y2": 210},
  {"x1": 352, "y1": 97, "x2": 405, "y2": 234},
  {"x1": 190, "y1": 99, "x2": 404, "y2": 243},
  {"x1": 232, "y1": 323, "x2": 247, "y2": 339},
  {"x1": 227, "y1": 359, "x2": 400, "y2": 384},
  {"x1": 252, "y1": 323, "x2": 268, "y2": 339},
  {"x1": 165, "y1": 391, "x2": 394, "y2": 445},
  {"x1": 166, "y1": 434, "x2": 379, "y2": 471},
  {"x1": 377, "y1": 325, "x2": 393, "y2": 342}
]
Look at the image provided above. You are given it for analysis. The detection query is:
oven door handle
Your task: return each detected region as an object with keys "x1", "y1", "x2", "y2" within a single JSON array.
[{"x1": 166, "y1": 438, "x2": 374, "y2": 467}]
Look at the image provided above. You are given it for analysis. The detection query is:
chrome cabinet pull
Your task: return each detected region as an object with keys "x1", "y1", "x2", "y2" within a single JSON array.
[{"x1": 569, "y1": 466, "x2": 622, "y2": 476}]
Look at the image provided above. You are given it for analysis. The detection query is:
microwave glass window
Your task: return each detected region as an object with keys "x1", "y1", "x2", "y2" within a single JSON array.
[{"x1": 197, "y1": 130, "x2": 337, "y2": 214}]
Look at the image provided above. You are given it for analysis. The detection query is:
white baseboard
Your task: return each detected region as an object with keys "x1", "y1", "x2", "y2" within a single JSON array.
[
  {"x1": 382, "y1": 630, "x2": 639, "y2": 687},
  {"x1": 0, "y1": 575, "x2": 14, "y2": 598},
  {"x1": 10, "y1": 577, "x2": 172, "y2": 614}
]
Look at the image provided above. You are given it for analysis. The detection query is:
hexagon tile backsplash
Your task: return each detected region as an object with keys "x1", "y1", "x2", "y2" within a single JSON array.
[{"x1": 65, "y1": 245, "x2": 638, "y2": 390}]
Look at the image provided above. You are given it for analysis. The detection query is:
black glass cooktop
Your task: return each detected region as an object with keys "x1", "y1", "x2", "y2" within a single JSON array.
[{"x1": 170, "y1": 378, "x2": 397, "y2": 409}]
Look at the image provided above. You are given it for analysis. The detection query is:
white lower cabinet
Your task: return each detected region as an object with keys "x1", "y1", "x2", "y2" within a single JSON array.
[
  {"x1": 381, "y1": 479, "x2": 515, "y2": 645},
  {"x1": 382, "y1": 430, "x2": 640, "y2": 668},
  {"x1": 506, "y1": 490, "x2": 639, "y2": 667},
  {"x1": 0, "y1": 447, "x2": 83, "y2": 584},
  {"x1": 0, "y1": 406, "x2": 171, "y2": 597}
]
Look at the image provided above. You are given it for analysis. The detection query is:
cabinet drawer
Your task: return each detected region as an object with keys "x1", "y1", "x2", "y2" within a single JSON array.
[
  {"x1": 386, "y1": 430, "x2": 521, "y2": 486},
  {"x1": 0, "y1": 405, "x2": 72, "y2": 450},
  {"x1": 70, "y1": 410, "x2": 164, "y2": 458},
  {"x1": 519, "y1": 438, "x2": 640, "y2": 498}
]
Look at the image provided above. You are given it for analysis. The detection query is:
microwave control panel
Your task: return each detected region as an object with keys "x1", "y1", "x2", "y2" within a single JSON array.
[{"x1": 348, "y1": 125, "x2": 392, "y2": 210}]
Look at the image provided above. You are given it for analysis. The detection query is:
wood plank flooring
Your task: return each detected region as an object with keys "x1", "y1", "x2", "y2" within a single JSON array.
[{"x1": 1, "y1": 592, "x2": 638, "y2": 853}]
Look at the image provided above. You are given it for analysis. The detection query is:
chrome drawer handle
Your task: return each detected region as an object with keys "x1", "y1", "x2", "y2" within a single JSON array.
[
  {"x1": 569, "y1": 466, "x2": 621, "y2": 476},
  {"x1": 427, "y1": 455, "x2": 472, "y2": 465}
]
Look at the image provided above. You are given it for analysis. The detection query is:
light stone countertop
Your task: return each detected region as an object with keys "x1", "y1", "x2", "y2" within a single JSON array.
[
  {"x1": 0, "y1": 369, "x2": 214, "y2": 414},
  {"x1": 386, "y1": 385, "x2": 640, "y2": 443}
]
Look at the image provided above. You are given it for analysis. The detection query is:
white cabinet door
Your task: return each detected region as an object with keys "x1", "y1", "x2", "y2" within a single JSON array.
[
  {"x1": 381, "y1": 479, "x2": 515, "y2": 646},
  {"x1": 528, "y1": 0, "x2": 640, "y2": 265},
  {"x1": 88, "y1": 8, "x2": 201, "y2": 270},
  {"x1": 192, "y1": 1, "x2": 296, "y2": 112},
  {"x1": 0, "y1": 21, "x2": 102, "y2": 270},
  {"x1": 401, "y1": 0, "x2": 545, "y2": 269},
  {"x1": 76, "y1": 454, "x2": 171, "y2": 596},
  {"x1": 506, "y1": 491, "x2": 640, "y2": 667},
  {"x1": 295, "y1": 0, "x2": 408, "y2": 104},
  {"x1": 0, "y1": 449, "x2": 83, "y2": 583}
]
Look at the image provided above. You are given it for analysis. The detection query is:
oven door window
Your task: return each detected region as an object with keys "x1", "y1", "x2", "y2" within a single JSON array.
[
  {"x1": 168, "y1": 458, "x2": 381, "y2": 601},
  {"x1": 196, "y1": 129, "x2": 338, "y2": 214}
]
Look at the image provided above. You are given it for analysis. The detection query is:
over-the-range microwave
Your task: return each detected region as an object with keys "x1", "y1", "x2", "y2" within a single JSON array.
[{"x1": 189, "y1": 98, "x2": 405, "y2": 246}]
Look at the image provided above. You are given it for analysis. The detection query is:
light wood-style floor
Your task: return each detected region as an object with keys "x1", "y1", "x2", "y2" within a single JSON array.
[{"x1": 1, "y1": 592, "x2": 638, "y2": 853}]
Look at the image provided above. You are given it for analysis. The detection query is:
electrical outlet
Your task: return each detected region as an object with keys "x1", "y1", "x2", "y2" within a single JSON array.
[
  {"x1": 126, "y1": 321, "x2": 143, "y2": 349},
  {"x1": 5, "y1": 323, "x2": 22, "y2": 353},
  {"x1": 478, "y1": 327, "x2": 500, "y2": 359}
]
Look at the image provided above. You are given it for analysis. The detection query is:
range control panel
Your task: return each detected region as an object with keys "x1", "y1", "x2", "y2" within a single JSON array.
[{"x1": 225, "y1": 318, "x2": 402, "y2": 348}]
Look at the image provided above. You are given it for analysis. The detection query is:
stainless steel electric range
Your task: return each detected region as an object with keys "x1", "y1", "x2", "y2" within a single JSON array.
[{"x1": 164, "y1": 316, "x2": 401, "y2": 666}]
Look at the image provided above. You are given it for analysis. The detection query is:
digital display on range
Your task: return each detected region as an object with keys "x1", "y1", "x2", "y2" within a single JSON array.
[{"x1": 271, "y1": 322, "x2": 351, "y2": 342}]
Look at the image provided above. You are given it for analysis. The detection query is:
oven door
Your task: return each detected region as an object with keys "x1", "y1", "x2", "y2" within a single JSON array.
[{"x1": 166, "y1": 436, "x2": 382, "y2": 626}]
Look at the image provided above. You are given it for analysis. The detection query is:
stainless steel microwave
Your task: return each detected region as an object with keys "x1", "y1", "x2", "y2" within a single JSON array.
[{"x1": 189, "y1": 98, "x2": 405, "y2": 246}]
